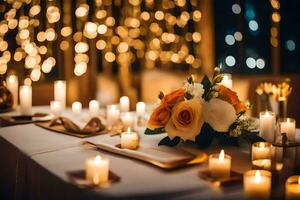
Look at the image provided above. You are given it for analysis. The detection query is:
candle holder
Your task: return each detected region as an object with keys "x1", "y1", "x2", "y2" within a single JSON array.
[
  {"x1": 208, "y1": 150, "x2": 231, "y2": 179},
  {"x1": 277, "y1": 118, "x2": 296, "y2": 142},
  {"x1": 259, "y1": 111, "x2": 276, "y2": 142},
  {"x1": 106, "y1": 104, "x2": 121, "y2": 131},
  {"x1": 285, "y1": 175, "x2": 300, "y2": 200},
  {"x1": 251, "y1": 142, "x2": 272, "y2": 170}
]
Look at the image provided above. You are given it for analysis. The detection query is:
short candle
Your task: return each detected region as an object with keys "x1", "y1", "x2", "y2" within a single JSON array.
[
  {"x1": 136, "y1": 102, "x2": 146, "y2": 117},
  {"x1": 279, "y1": 118, "x2": 296, "y2": 142},
  {"x1": 54, "y1": 80, "x2": 66, "y2": 109},
  {"x1": 50, "y1": 100, "x2": 62, "y2": 117},
  {"x1": 19, "y1": 85, "x2": 32, "y2": 115},
  {"x1": 208, "y1": 149, "x2": 231, "y2": 179},
  {"x1": 259, "y1": 111, "x2": 275, "y2": 142},
  {"x1": 86, "y1": 155, "x2": 109, "y2": 185},
  {"x1": 106, "y1": 104, "x2": 120, "y2": 126},
  {"x1": 121, "y1": 128, "x2": 139, "y2": 150},
  {"x1": 286, "y1": 175, "x2": 300, "y2": 200},
  {"x1": 120, "y1": 112, "x2": 135, "y2": 130},
  {"x1": 89, "y1": 100, "x2": 99, "y2": 117},
  {"x1": 6, "y1": 74, "x2": 18, "y2": 108},
  {"x1": 72, "y1": 101, "x2": 82, "y2": 116},
  {"x1": 251, "y1": 142, "x2": 272, "y2": 170},
  {"x1": 120, "y1": 96, "x2": 129, "y2": 112}
]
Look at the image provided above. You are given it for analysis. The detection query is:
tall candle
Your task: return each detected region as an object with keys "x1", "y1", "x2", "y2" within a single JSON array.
[
  {"x1": 72, "y1": 101, "x2": 82, "y2": 116},
  {"x1": 279, "y1": 118, "x2": 296, "y2": 142},
  {"x1": 120, "y1": 112, "x2": 135, "y2": 130},
  {"x1": 121, "y1": 128, "x2": 139, "y2": 149},
  {"x1": 136, "y1": 102, "x2": 146, "y2": 117},
  {"x1": 120, "y1": 96, "x2": 129, "y2": 112},
  {"x1": 286, "y1": 175, "x2": 300, "y2": 200},
  {"x1": 86, "y1": 155, "x2": 109, "y2": 185},
  {"x1": 208, "y1": 149, "x2": 231, "y2": 179},
  {"x1": 220, "y1": 74, "x2": 233, "y2": 89},
  {"x1": 244, "y1": 170, "x2": 271, "y2": 200},
  {"x1": 6, "y1": 74, "x2": 18, "y2": 108},
  {"x1": 50, "y1": 100, "x2": 62, "y2": 117},
  {"x1": 107, "y1": 104, "x2": 120, "y2": 126},
  {"x1": 54, "y1": 80, "x2": 66, "y2": 110},
  {"x1": 19, "y1": 85, "x2": 32, "y2": 115},
  {"x1": 259, "y1": 111, "x2": 275, "y2": 142},
  {"x1": 89, "y1": 100, "x2": 99, "y2": 117}
]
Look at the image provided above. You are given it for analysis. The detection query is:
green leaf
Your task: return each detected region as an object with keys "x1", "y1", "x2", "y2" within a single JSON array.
[
  {"x1": 144, "y1": 127, "x2": 165, "y2": 135},
  {"x1": 194, "y1": 123, "x2": 215, "y2": 148},
  {"x1": 158, "y1": 136, "x2": 181, "y2": 147},
  {"x1": 201, "y1": 75, "x2": 211, "y2": 99},
  {"x1": 240, "y1": 131, "x2": 265, "y2": 144}
]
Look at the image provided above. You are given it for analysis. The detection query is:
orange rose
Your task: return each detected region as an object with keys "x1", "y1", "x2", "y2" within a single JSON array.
[
  {"x1": 147, "y1": 104, "x2": 171, "y2": 129},
  {"x1": 218, "y1": 85, "x2": 246, "y2": 114},
  {"x1": 162, "y1": 88, "x2": 185, "y2": 107}
]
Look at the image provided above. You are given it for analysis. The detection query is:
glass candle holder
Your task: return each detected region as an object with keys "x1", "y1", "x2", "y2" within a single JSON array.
[
  {"x1": 208, "y1": 150, "x2": 231, "y2": 179},
  {"x1": 251, "y1": 142, "x2": 272, "y2": 170},
  {"x1": 259, "y1": 111, "x2": 276, "y2": 142},
  {"x1": 278, "y1": 118, "x2": 296, "y2": 142},
  {"x1": 286, "y1": 175, "x2": 300, "y2": 200}
]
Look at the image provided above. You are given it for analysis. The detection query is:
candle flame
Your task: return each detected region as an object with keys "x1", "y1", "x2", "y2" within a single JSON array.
[
  {"x1": 219, "y1": 149, "x2": 225, "y2": 161},
  {"x1": 127, "y1": 127, "x2": 131, "y2": 134},
  {"x1": 8, "y1": 75, "x2": 17, "y2": 83},
  {"x1": 95, "y1": 155, "x2": 101, "y2": 162},
  {"x1": 298, "y1": 176, "x2": 300, "y2": 184},
  {"x1": 259, "y1": 142, "x2": 265, "y2": 148},
  {"x1": 254, "y1": 170, "x2": 261, "y2": 183},
  {"x1": 287, "y1": 118, "x2": 290, "y2": 123},
  {"x1": 265, "y1": 111, "x2": 270, "y2": 117}
]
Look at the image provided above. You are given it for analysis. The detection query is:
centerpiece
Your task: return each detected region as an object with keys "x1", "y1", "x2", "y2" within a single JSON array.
[{"x1": 145, "y1": 67, "x2": 263, "y2": 148}]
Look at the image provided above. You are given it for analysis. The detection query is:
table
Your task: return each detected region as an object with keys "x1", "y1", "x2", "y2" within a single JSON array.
[{"x1": 0, "y1": 106, "x2": 297, "y2": 200}]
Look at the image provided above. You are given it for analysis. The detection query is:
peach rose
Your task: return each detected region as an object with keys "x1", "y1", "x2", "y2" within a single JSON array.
[
  {"x1": 147, "y1": 104, "x2": 171, "y2": 129},
  {"x1": 162, "y1": 88, "x2": 185, "y2": 107},
  {"x1": 218, "y1": 85, "x2": 246, "y2": 114},
  {"x1": 165, "y1": 99, "x2": 203, "y2": 141}
]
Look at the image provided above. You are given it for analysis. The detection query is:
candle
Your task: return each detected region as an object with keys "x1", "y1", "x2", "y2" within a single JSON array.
[
  {"x1": 259, "y1": 111, "x2": 275, "y2": 142},
  {"x1": 120, "y1": 96, "x2": 129, "y2": 112},
  {"x1": 121, "y1": 128, "x2": 139, "y2": 149},
  {"x1": 89, "y1": 100, "x2": 99, "y2": 117},
  {"x1": 279, "y1": 118, "x2": 296, "y2": 142},
  {"x1": 286, "y1": 175, "x2": 300, "y2": 200},
  {"x1": 72, "y1": 101, "x2": 82, "y2": 115},
  {"x1": 136, "y1": 102, "x2": 146, "y2": 117},
  {"x1": 106, "y1": 104, "x2": 120, "y2": 126},
  {"x1": 208, "y1": 149, "x2": 231, "y2": 179},
  {"x1": 54, "y1": 80, "x2": 66, "y2": 110},
  {"x1": 50, "y1": 100, "x2": 62, "y2": 117},
  {"x1": 19, "y1": 85, "x2": 32, "y2": 115},
  {"x1": 120, "y1": 112, "x2": 135, "y2": 130},
  {"x1": 6, "y1": 74, "x2": 18, "y2": 108},
  {"x1": 220, "y1": 73, "x2": 233, "y2": 89},
  {"x1": 86, "y1": 155, "x2": 109, "y2": 185},
  {"x1": 251, "y1": 142, "x2": 272, "y2": 170},
  {"x1": 244, "y1": 170, "x2": 271, "y2": 200}
]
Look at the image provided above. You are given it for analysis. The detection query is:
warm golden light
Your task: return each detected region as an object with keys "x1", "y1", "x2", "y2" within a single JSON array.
[
  {"x1": 97, "y1": 24, "x2": 107, "y2": 34},
  {"x1": 75, "y1": 42, "x2": 89, "y2": 53},
  {"x1": 255, "y1": 170, "x2": 262, "y2": 183},
  {"x1": 219, "y1": 150, "x2": 225, "y2": 161},
  {"x1": 61, "y1": 26, "x2": 72, "y2": 37},
  {"x1": 96, "y1": 40, "x2": 106, "y2": 50},
  {"x1": 105, "y1": 52, "x2": 116, "y2": 62}
]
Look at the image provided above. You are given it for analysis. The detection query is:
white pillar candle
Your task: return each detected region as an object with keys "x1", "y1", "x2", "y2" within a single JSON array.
[
  {"x1": 244, "y1": 170, "x2": 271, "y2": 200},
  {"x1": 220, "y1": 73, "x2": 233, "y2": 89},
  {"x1": 54, "y1": 80, "x2": 66, "y2": 110},
  {"x1": 208, "y1": 149, "x2": 231, "y2": 179},
  {"x1": 72, "y1": 101, "x2": 82, "y2": 116},
  {"x1": 259, "y1": 111, "x2": 275, "y2": 142},
  {"x1": 120, "y1": 112, "x2": 135, "y2": 130},
  {"x1": 136, "y1": 102, "x2": 146, "y2": 117},
  {"x1": 120, "y1": 96, "x2": 129, "y2": 112},
  {"x1": 106, "y1": 104, "x2": 120, "y2": 126},
  {"x1": 50, "y1": 100, "x2": 62, "y2": 117},
  {"x1": 279, "y1": 118, "x2": 296, "y2": 142},
  {"x1": 6, "y1": 74, "x2": 18, "y2": 108},
  {"x1": 286, "y1": 175, "x2": 300, "y2": 200},
  {"x1": 89, "y1": 100, "x2": 99, "y2": 117},
  {"x1": 19, "y1": 85, "x2": 32, "y2": 115},
  {"x1": 121, "y1": 128, "x2": 139, "y2": 149},
  {"x1": 86, "y1": 155, "x2": 109, "y2": 185}
]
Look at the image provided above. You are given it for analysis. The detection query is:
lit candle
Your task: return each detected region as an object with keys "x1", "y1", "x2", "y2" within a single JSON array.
[
  {"x1": 121, "y1": 128, "x2": 139, "y2": 149},
  {"x1": 279, "y1": 118, "x2": 296, "y2": 142},
  {"x1": 89, "y1": 100, "x2": 99, "y2": 117},
  {"x1": 50, "y1": 100, "x2": 62, "y2": 117},
  {"x1": 120, "y1": 96, "x2": 129, "y2": 112},
  {"x1": 251, "y1": 142, "x2": 272, "y2": 170},
  {"x1": 86, "y1": 155, "x2": 109, "y2": 185},
  {"x1": 72, "y1": 101, "x2": 82, "y2": 116},
  {"x1": 6, "y1": 74, "x2": 18, "y2": 108},
  {"x1": 120, "y1": 112, "x2": 135, "y2": 130},
  {"x1": 19, "y1": 85, "x2": 32, "y2": 115},
  {"x1": 286, "y1": 175, "x2": 300, "y2": 200},
  {"x1": 106, "y1": 104, "x2": 120, "y2": 126},
  {"x1": 54, "y1": 80, "x2": 66, "y2": 110},
  {"x1": 136, "y1": 102, "x2": 146, "y2": 117},
  {"x1": 259, "y1": 111, "x2": 275, "y2": 142},
  {"x1": 220, "y1": 73, "x2": 233, "y2": 89},
  {"x1": 208, "y1": 149, "x2": 231, "y2": 179},
  {"x1": 244, "y1": 170, "x2": 271, "y2": 200}
]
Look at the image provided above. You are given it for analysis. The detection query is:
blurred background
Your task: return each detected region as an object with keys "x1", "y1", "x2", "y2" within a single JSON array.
[{"x1": 0, "y1": 0, "x2": 299, "y2": 121}]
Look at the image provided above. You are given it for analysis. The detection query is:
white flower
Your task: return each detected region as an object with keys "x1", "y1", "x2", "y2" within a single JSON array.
[
  {"x1": 183, "y1": 82, "x2": 204, "y2": 99},
  {"x1": 203, "y1": 98, "x2": 237, "y2": 132}
]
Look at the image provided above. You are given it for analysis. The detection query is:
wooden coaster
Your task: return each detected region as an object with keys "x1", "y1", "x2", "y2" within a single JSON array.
[{"x1": 67, "y1": 170, "x2": 120, "y2": 189}]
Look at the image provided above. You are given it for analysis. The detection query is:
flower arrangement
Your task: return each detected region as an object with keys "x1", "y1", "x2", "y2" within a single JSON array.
[{"x1": 145, "y1": 68, "x2": 262, "y2": 148}]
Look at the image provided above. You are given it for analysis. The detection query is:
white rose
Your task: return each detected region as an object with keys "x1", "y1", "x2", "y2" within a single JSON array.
[
  {"x1": 192, "y1": 83, "x2": 204, "y2": 98},
  {"x1": 203, "y1": 98, "x2": 237, "y2": 132}
]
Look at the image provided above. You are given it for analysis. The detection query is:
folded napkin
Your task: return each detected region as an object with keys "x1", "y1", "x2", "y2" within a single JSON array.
[{"x1": 0, "y1": 113, "x2": 51, "y2": 127}]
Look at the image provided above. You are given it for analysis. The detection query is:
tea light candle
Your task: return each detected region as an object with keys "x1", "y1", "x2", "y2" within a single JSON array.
[
  {"x1": 279, "y1": 118, "x2": 296, "y2": 142},
  {"x1": 244, "y1": 170, "x2": 271, "y2": 200},
  {"x1": 286, "y1": 175, "x2": 300, "y2": 200},
  {"x1": 6, "y1": 74, "x2": 18, "y2": 108},
  {"x1": 121, "y1": 128, "x2": 139, "y2": 149},
  {"x1": 86, "y1": 155, "x2": 109, "y2": 185},
  {"x1": 107, "y1": 104, "x2": 120, "y2": 126},
  {"x1": 220, "y1": 73, "x2": 233, "y2": 89},
  {"x1": 19, "y1": 85, "x2": 32, "y2": 115},
  {"x1": 136, "y1": 102, "x2": 146, "y2": 117},
  {"x1": 50, "y1": 100, "x2": 62, "y2": 117},
  {"x1": 72, "y1": 101, "x2": 82, "y2": 115},
  {"x1": 251, "y1": 142, "x2": 272, "y2": 169},
  {"x1": 120, "y1": 112, "x2": 135, "y2": 130},
  {"x1": 208, "y1": 149, "x2": 231, "y2": 179},
  {"x1": 54, "y1": 80, "x2": 66, "y2": 109},
  {"x1": 89, "y1": 100, "x2": 99, "y2": 117},
  {"x1": 259, "y1": 111, "x2": 275, "y2": 142},
  {"x1": 120, "y1": 96, "x2": 129, "y2": 112}
]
